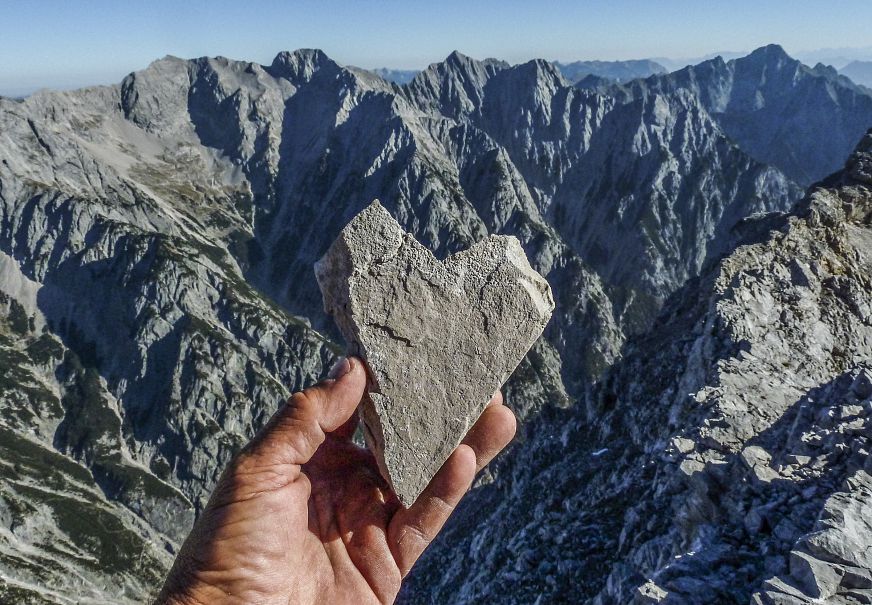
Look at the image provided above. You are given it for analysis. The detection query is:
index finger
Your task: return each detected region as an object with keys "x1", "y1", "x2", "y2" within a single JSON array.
[{"x1": 461, "y1": 391, "x2": 517, "y2": 473}]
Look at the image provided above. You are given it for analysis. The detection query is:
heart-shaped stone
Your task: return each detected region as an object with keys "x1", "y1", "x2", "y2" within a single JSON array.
[{"x1": 315, "y1": 201, "x2": 554, "y2": 506}]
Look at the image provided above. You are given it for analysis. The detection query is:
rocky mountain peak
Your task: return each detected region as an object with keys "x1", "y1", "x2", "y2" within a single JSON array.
[
  {"x1": 600, "y1": 44, "x2": 872, "y2": 186},
  {"x1": 444, "y1": 49, "x2": 509, "y2": 71},
  {"x1": 444, "y1": 49, "x2": 474, "y2": 67},
  {"x1": 437, "y1": 50, "x2": 508, "y2": 82},
  {"x1": 404, "y1": 51, "x2": 507, "y2": 117},
  {"x1": 730, "y1": 43, "x2": 802, "y2": 85},
  {"x1": 268, "y1": 48, "x2": 338, "y2": 83},
  {"x1": 743, "y1": 43, "x2": 794, "y2": 64},
  {"x1": 476, "y1": 58, "x2": 569, "y2": 116},
  {"x1": 514, "y1": 58, "x2": 568, "y2": 86},
  {"x1": 812, "y1": 62, "x2": 841, "y2": 77}
]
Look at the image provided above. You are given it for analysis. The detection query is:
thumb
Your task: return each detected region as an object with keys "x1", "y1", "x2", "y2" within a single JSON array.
[{"x1": 244, "y1": 356, "x2": 368, "y2": 469}]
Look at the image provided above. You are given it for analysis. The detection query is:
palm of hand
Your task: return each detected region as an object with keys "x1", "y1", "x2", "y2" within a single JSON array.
[{"x1": 158, "y1": 358, "x2": 515, "y2": 605}]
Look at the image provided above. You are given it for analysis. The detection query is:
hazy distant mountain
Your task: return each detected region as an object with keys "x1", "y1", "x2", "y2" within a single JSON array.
[
  {"x1": 0, "y1": 44, "x2": 870, "y2": 605},
  {"x1": 841, "y1": 60, "x2": 872, "y2": 88},
  {"x1": 600, "y1": 44, "x2": 872, "y2": 185},
  {"x1": 0, "y1": 89, "x2": 32, "y2": 99},
  {"x1": 553, "y1": 59, "x2": 667, "y2": 84},
  {"x1": 368, "y1": 66, "x2": 419, "y2": 84},
  {"x1": 370, "y1": 58, "x2": 668, "y2": 87},
  {"x1": 652, "y1": 50, "x2": 748, "y2": 71},
  {"x1": 796, "y1": 46, "x2": 872, "y2": 69}
]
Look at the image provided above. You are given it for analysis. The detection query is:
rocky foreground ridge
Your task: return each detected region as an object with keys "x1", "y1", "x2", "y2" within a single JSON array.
[
  {"x1": 404, "y1": 130, "x2": 872, "y2": 604},
  {"x1": 0, "y1": 46, "x2": 869, "y2": 603}
]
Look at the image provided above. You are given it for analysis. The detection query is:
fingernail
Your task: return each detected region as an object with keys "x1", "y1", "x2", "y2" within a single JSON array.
[{"x1": 327, "y1": 357, "x2": 351, "y2": 379}]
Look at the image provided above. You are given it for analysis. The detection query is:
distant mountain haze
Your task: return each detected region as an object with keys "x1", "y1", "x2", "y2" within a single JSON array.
[
  {"x1": 841, "y1": 60, "x2": 872, "y2": 89},
  {"x1": 367, "y1": 67, "x2": 419, "y2": 84},
  {"x1": 795, "y1": 46, "x2": 872, "y2": 69},
  {"x1": 552, "y1": 59, "x2": 668, "y2": 84},
  {"x1": 362, "y1": 59, "x2": 670, "y2": 87}
]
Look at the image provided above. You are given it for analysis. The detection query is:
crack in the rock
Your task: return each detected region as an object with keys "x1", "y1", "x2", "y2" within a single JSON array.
[
  {"x1": 27, "y1": 119, "x2": 53, "y2": 158},
  {"x1": 368, "y1": 322, "x2": 413, "y2": 347}
]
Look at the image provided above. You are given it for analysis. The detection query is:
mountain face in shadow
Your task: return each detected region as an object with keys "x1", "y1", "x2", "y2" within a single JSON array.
[{"x1": 599, "y1": 44, "x2": 872, "y2": 187}]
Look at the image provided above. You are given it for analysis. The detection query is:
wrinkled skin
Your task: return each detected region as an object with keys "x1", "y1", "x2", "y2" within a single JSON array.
[{"x1": 157, "y1": 357, "x2": 517, "y2": 604}]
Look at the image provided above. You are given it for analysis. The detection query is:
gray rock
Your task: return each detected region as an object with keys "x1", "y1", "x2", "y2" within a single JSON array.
[
  {"x1": 846, "y1": 130, "x2": 872, "y2": 185},
  {"x1": 755, "y1": 470, "x2": 872, "y2": 603},
  {"x1": 315, "y1": 200, "x2": 554, "y2": 505},
  {"x1": 790, "y1": 551, "x2": 844, "y2": 599}
]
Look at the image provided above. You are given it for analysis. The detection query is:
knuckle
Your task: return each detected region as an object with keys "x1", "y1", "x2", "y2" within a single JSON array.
[
  {"x1": 219, "y1": 452, "x2": 299, "y2": 501},
  {"x1": 381, "y1": 569, "x2": 403, "y2": 605},
  {"x1": 265, "y1": 393, "x2": 327, "y2": 461},
  {"x1": 431, "y1": 494, "x2": 456, "y2": 518},
  {"x1": 294, "y1": 385, "x2": 325, "y2": 412},
  {"x1": 401, "y1": 522, "x2": 433, "y2": 549}
]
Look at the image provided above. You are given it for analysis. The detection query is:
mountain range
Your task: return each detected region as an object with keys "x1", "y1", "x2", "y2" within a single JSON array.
[
  {"x1": 360, "y1": 59, "x2": 669, "y2": 88},
  {"x1": 796, "y1": 46, "x2": 872, "y2": 70},
  {"x1": 841, "y1": 60, "x2": 872, "y2": 89},
  {"x1": 552, "y1": 59, "x2": 667, "y2": 84},
  {"x1": 583, "y1": 45, "x2": 872, "y2": 187},
  {"x1": 367, "y1": 67, "x2": 419, "y2": 85},
  {"x1": 0, "y1": 43, "x2": 870, "y2": 603},
  {"x1": 406, "y1": 128, "x2": 872, "y2": 605}
]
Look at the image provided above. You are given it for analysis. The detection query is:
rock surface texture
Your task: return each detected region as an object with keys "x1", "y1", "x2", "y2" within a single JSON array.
[
  {"x1": 316, "y1": 200, "x2": 554, "y2": 505},
  {"x1": 0, "y1": 43, "x2": 869, "y2": 603}
]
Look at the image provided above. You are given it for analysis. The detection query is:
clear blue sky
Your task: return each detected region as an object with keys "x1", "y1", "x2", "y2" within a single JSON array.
[{"x1": 2, "y1": 0, "x2": 872, "y2": 96}]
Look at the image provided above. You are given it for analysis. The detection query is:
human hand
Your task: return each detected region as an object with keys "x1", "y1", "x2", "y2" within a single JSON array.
[{"x1": 156, "y1": 357, "x2": 516, "y2": 605}]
